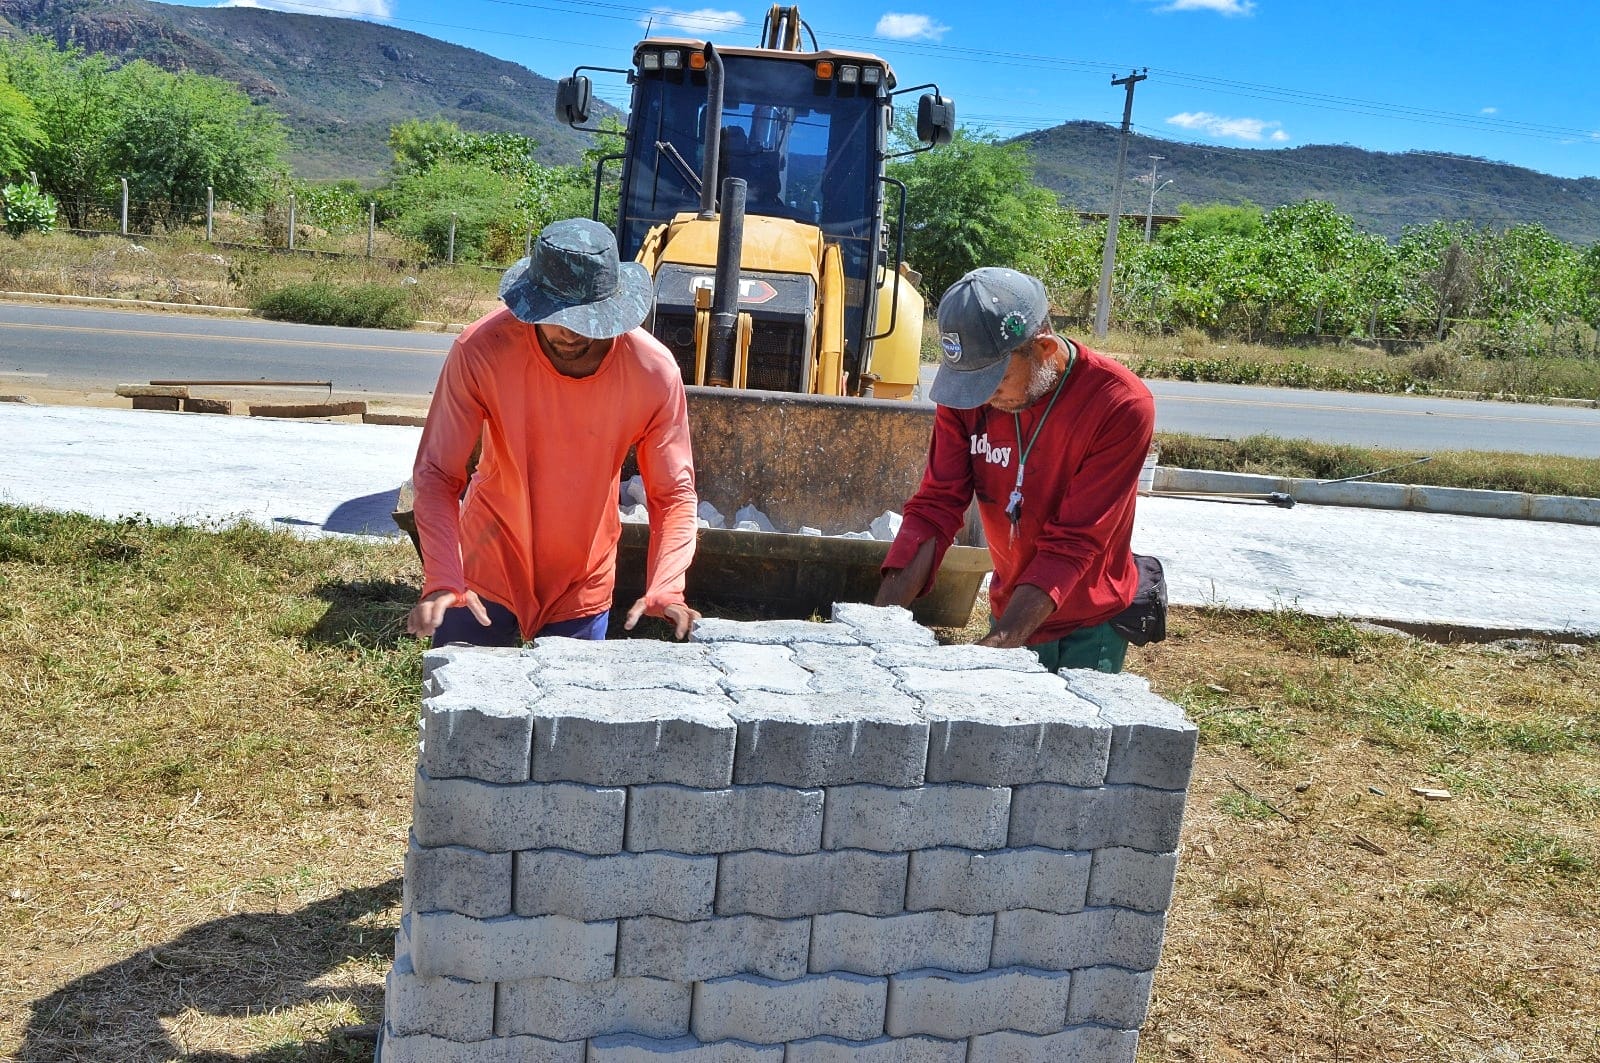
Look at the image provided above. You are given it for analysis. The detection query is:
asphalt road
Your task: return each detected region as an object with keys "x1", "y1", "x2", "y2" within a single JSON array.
[{"x1": 5, "y1": 301, "x2": 1599, "y2": 458}]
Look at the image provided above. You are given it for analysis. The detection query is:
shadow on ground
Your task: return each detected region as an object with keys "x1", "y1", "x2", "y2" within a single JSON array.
[
  {"x1": 322, "y1": 491, "x2": 402, "y2": 537},
  {"x1": 19, "y1": 879, "x2": 399, "y2": 1062},
  {"x1": 304, "y1": 580, "x2": 418, "y2": 650}
]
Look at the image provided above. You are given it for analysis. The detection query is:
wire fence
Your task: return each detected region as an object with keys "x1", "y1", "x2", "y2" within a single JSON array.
[{"x1": 51, "y1": 183, "x2": 528, "y2": 273}]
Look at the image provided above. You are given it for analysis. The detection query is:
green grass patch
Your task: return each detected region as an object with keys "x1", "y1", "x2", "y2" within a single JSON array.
[
  {"x1": 1218, "y1": 791, "x2": 1281, "y2": 821},
  {"x1": 1494, "y1": 830, "x2": 1597, "y2": 880},
  {"x1": 253, "y1": 280, "x2": 416, "y2": 329}
]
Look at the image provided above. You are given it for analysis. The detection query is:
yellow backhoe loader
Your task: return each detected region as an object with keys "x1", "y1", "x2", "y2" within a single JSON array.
[{"x1": 545, "y1": 5, "x2": 989, "y2": 625}]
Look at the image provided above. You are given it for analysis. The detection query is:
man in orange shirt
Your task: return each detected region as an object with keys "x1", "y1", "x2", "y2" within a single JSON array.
[{"x1": 406, "y1": 218, "x2": 701, "y2": 645}]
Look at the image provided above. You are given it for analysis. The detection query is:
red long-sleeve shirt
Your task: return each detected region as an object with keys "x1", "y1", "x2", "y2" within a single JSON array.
[
  {"x1": 411, "y1": 309, "x2": 698, "y2": 638},
  {"x1": 883, "y1": 341, "x2": 1154, "y2": 644}
]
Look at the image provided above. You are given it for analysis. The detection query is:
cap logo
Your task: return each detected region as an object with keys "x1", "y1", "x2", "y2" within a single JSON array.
[
  {"x1": 940, "y1": 332, "x2": 964, "y2": 363},
  {"x1": 1002, "y1": 311, "x2": 1029, "y2": 340}
]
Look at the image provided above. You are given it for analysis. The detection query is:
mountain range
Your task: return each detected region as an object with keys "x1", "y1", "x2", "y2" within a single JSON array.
[
  {"x1": 2, "y1": 0, "x2": 1597, "y2": 242},
  {"x1": 1017, "y1": 121, "x2": 1600, "y2": 244}
]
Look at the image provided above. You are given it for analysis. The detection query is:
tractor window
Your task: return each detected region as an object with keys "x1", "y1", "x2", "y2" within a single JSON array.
[{"x1": 619, "y1": 55, "x2": 881, "y2": 259}]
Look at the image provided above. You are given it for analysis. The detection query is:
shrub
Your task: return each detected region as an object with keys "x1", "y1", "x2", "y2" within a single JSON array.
[
  {"x1": 2, "y1": 182, "x2": 58, "y2": 237},
  {"x1": 253, "y1": 280, "x2": 415, "y2": 329}
]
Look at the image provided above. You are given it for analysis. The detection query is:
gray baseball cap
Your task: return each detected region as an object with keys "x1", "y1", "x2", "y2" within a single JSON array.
[
  {"x1": 927, "y1": 267, "x2": 1050, "y2": 409},
  {"x1": 499, "y1": 217, "x2": 652, "y2": 339}
]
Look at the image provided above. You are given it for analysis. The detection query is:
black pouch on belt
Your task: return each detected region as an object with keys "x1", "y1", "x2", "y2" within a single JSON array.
[{"x1": 1109, "y1": 554, "x2": 1168, "y2": 646}]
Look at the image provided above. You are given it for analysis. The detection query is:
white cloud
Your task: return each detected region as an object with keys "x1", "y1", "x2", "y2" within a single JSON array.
[
  {"x1": 875, "y1": 13, "x2": 950, "y2": 41},
  {"x1": 642, "y1": 7, "x2": 746, "y2": 34},
  {"x1": 1167, "y1": 111, "x2": 1290, "y2": 143},
  {"x1": 1157, "y1": 0, "x2": 1256, "y2": 15},
  {"x1": 1480, "y1": 106, "x2": 1498, "y2": 115},
  {"x1": 219, "y1": 0, "x2": 394, "y2": 16}
]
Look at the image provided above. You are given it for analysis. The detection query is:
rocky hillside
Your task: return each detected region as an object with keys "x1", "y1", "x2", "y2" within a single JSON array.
[
  {"x1": 0, "y1": 0, "x2": 616, "y2": 178},
  {"x1": 1016, "y1": 120, "x2": 1600, "y2": 244}
]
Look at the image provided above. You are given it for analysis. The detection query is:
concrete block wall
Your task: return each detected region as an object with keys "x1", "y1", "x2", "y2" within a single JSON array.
[{"x1": 378, "y1": 604, "x2": 1196, "y2": 1063}]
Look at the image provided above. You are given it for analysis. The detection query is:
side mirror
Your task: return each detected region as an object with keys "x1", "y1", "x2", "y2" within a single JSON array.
[
  {"x1": 557, "y1": 76, "x2": 593, "y2": 127},
  {"x1": 916, "y1": 93, "x2": 955, "y2": 146}
]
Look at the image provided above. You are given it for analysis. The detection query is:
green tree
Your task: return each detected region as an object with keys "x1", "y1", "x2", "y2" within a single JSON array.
[
  {"x1": 0, "y1": 38, "x2": 285, "y2": 230},
  {"x1": 1165, "y1": 201, "x2": 1263, "y2": 241},
  {"x1": 383, "y1": 162, "x2": 525, "y2": 262},
  {"x1": 0, "y1": 75, "x2": 44, "y2": 179},
  {"x1": 383, "y1": 117, "x2": 614, "y2": 258},
  {"x1": 888, "y1": 126, "x2": 1057, "y2": 298},
  {"x1": 1576, "y1": 242, "x2": 1600, "y2": 355},
  {"x1": 110, "y1": 62, "x2": 286, "y2": 229},
  {"x1": 0, "y1": 37, "x2": 120, "y2": 228}
]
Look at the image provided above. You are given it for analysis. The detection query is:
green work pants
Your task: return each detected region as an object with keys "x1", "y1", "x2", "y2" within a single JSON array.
[{"x1": 1030, "y1": 621, "x2": 1128, "y2": 674}]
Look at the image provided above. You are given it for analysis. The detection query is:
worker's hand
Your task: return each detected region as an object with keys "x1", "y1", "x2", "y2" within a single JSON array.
[
  {"x1": 976, "y1": 583, "x2": 1056, "y2": 651},
  {"x1": 407, "y1": 589, "x2": 490, "y2": 638},
  {"x1": 875, "y1": 537, "x2": 937, "y2": 608},
  {"x1": 625, "y1": 597, "x2": 702, "y2": 640},
  {"x1": 976, "y1": 627, "x2": 1030, "y2": 649}
]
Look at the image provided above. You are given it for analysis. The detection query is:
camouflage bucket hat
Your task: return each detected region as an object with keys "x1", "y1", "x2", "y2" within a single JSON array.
[{"x1": 499, "y1": 218, "x2": 652, "y2": 339}]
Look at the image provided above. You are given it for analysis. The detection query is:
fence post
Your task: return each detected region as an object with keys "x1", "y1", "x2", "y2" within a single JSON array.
[
  {"x1": 367, "y1": 201, "x2": 376, "y2": 258},
  {"x1": 120, "y1": 177, "x2": 129, "y2": 236},
  {"x1": 525, "y1": 223, "x2": 534, "y2": 259},
  {"x1": 448, "y1": 213, "x2": 457, "y2": 264},
  {"x1": 287, "y1": 193, "x2": 297, "y2": 251},
  {"x1": 206, "y1": 186, "x2": 214, "y2": 242}
]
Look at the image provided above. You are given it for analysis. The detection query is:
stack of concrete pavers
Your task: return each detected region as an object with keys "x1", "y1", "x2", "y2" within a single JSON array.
[{"x1": 378, "y1": 603, "x2": 1196, "y2": 1063}]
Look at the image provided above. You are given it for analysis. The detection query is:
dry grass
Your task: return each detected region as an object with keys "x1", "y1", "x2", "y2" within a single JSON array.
[
  {"x1": 3, "y1": 507, "x2": 1597, "y2": 1061},
  {"x1": 1127, "y1": 609, "x2": 1599, "y2": 1063},
  {"x1": 0, "y1": 231, "x2": 500, "y2": 326},
  {"x1": 918, "y1": 318, "x2": 1600, "y2": 402}
]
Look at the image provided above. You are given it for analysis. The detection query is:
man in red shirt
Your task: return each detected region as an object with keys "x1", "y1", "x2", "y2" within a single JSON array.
[
  {"x1": 877, "y1": 267, "x2": 1154, "y2": 673},
  {"x1": 406, "y1": 218, "x2": 701, "y2": 646}
]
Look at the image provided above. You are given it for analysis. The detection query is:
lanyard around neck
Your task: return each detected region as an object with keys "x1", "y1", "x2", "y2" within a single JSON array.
[{"x1": 1005, "y1": 343, "x2": 1077, "y2": 528}]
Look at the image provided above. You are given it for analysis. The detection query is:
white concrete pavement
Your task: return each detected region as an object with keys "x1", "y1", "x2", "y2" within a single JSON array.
[{"x1": 2, "y1": 404, "x2": 1595, "y2": 637}]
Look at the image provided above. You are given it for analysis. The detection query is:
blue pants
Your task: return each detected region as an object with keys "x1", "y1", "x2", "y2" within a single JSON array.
[{"x1": 431, "y1": 597, "x2": 609, "y2": 647}]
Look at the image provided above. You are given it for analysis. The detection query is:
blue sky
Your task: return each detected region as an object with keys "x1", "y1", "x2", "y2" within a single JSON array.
[{"x1": 186, "y1": 0, "x2": 1599, "y2": 182}]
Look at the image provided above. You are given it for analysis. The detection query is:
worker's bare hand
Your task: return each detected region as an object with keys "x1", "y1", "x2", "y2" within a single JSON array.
[
  {"x1": 407, "y1": 589, "x2": 490, "y2": 638},
  {"x1": 624, "y1": 598, "x2": 702, "y2": 640},
  {"x1": 976, "y1": 627, "x2": 1029, "y2": 649}
]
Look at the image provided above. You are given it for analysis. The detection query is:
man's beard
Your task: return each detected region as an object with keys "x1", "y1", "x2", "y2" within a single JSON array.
[{"x1": 1022, "y1": 356, "x2": 1061, "y2": 405}]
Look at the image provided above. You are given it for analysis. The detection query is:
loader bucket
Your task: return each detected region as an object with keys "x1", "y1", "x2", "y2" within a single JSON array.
[{"x1": 674, "y1": 385, "x2": 947, "y2": 536}]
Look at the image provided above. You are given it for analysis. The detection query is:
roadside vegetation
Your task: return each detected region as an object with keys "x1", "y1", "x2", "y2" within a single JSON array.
[
  {"x1": 2, "y1": 505, "x2": 1594, "y2": 1061},
  {"x1": 4, "y1": 34, "x2": 1599, "y2": 398},
  {"x1": 1154, "y1": 434, "x2": 1600, "y2": 499}
]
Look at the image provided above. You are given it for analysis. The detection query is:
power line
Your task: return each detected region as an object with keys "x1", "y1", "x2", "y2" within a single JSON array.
[{"x1": 177, "y1": 0, "x2": 1600, "y2": 151}]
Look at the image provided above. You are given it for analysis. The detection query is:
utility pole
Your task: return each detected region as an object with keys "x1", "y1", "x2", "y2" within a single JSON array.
[
  {"x1": 1094, "y1": 68, "x2": 1147, "y2": 340},
  {"x1": 1143, "y1": 155, "x2": 1164, "y2": 242}
]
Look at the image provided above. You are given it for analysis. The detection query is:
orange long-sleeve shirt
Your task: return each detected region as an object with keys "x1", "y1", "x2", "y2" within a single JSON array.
[{"x1": 411, "y1": 309, "x2": 698, "y2": 638}]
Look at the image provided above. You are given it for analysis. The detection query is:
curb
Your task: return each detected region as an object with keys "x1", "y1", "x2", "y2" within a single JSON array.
[
  {"x1": 1152, "y1": 467, "x2": 1600, "y2": 527},
  {"x1": 1, "y1": 290, "x2": 469, "y2": 332},
  {"x1": 0, "y1": 290, "x2": 251, "y2": 314}
]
